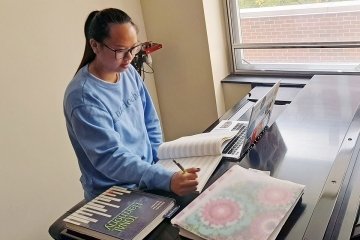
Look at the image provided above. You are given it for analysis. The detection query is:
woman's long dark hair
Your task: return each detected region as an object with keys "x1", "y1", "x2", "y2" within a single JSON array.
[{"x1": 76, "y1": 8, "x2": 137, "y2": 73}]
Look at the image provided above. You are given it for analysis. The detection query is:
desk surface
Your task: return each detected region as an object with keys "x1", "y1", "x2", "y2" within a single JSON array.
[
  {"x1": 52, "y1": 75, "x2": 360, "y2": 240},
  {"x1": 239, "y1": 75, "x2": 360, "y2": 240}
]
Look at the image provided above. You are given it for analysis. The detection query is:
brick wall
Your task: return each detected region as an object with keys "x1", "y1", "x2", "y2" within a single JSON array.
[{"x1": 240, "y1": 10, "x2": 360, "y2": 63}]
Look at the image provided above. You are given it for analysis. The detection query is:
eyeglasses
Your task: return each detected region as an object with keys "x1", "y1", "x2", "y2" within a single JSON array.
[{"x1": 102, "y1": 42, "x2": 143, "y2": 60}]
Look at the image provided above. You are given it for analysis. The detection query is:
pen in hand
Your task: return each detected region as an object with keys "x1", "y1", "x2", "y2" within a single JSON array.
[{"x1": 173, "y1": 159, "x2": 186, "y2": 173}]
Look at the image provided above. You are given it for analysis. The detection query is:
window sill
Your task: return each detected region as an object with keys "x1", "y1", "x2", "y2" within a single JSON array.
[{"x1": 222, "y1": 74, "x2": 310, "y2": 88}]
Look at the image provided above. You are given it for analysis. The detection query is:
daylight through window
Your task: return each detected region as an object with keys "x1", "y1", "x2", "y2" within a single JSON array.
[{"x1": 226, "y1": 0, "x2": 360, "y2": 74}]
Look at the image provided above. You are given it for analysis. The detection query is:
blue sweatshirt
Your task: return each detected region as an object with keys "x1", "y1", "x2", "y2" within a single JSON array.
[{"x1": 64, "y1": 65, "x2": 174, "y2": 200}]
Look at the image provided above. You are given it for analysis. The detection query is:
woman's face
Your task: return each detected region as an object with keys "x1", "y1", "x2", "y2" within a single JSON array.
[{"x1": 95, "y1": 22, "x2": 139, "y2": 73}]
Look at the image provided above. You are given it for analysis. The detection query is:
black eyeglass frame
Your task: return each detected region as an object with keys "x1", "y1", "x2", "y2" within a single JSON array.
[{"x1": 102, "y1": 42, "x2": 143, "y2": 59}]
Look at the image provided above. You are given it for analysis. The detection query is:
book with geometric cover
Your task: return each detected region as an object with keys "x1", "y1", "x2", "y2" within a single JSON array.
[
  {"x1": 63, "y1": 186, "x2": 176, "y2": 240},
  {"x1": 171, "y1": 165, "x2": 305, "y2": 240}
]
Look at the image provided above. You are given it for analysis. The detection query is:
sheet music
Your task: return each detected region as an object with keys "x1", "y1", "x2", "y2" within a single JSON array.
[
  {"x1": 157, "y1": 155, "x2": 222, "y2": 192},
  {"x1": 157, "y1": 131, "x2": 236, "y2": 160}
]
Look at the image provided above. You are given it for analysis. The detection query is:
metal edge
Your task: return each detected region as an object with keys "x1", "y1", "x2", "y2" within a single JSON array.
[
  {"x1": 332, "y1": 146, "x2": 360, "y2": 239},
  {"x1": 302, "y1": 104, "x2": 360, "y2": 240}
]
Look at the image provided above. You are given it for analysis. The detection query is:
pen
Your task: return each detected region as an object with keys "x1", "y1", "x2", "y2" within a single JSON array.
[{"x1": 172, "y1": 159, "x2": 186, "y2": 173}]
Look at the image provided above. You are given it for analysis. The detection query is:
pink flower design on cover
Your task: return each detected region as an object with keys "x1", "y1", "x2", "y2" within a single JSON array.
[
  {"x1": 180, "y1": 192, "x2": 256, "y2": 239},
  {"x1": 200, "y1": 198, "x2": 242, "y2": 228},
  {"x1": 247, "y1": 212, "x2": 283, "y2": 240},
  {"x1": 257, "y1": 185, "x2": 295, "y2": 206}
]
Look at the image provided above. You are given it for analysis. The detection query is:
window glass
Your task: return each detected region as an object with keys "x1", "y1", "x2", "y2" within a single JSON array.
[{"x1": 229, "y1": 0, "x2": 360, "y2": 73}]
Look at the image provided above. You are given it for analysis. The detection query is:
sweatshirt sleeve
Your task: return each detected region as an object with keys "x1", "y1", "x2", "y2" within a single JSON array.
[
  {"x1": 70, "y1": 104, "x2": 173, "y2": 191},
  {"x1": 138, "y1": 80, "x2": 163, "y2": 162}
]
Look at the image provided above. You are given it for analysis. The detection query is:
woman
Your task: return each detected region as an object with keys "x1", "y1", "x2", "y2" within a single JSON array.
[{"x1": 64, "y1": 8, "x2": 199, "y2": 200}]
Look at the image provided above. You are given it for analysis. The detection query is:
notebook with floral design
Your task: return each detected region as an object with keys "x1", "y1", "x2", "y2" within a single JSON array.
[{"x1": 171, "y1": 165, "x2": 305, "y2": 240}]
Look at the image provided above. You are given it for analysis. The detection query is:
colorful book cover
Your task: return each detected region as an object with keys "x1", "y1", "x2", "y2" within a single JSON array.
[
  {"x1": 171, "y1": 165, "x2": 305, "y2": 240},
  {"x1": 63, "y1": 186, "x2": 175, "y2": 240}
]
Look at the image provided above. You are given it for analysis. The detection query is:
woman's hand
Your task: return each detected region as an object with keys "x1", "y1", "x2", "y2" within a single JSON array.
[{"x1": 170, "y1": 168, "x2": 200, "y2": 196}]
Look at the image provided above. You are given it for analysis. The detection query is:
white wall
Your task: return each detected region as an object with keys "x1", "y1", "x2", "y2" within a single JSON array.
[
  {"x1": 202, "y1": 0, "x2": 231, "y2": 116},
  {"x1": 0, "y1": 1, "x2": 153, "y2": 239},
  {"x1": 141, "y1": 0, "x2": 231, "y2": 141},
  {"x1": 0, "y1": 0, "x2": 238, "y2": 239}
]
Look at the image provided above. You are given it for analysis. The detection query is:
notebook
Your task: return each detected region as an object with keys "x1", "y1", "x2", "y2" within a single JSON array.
[
  {"x1": 171, "y1": 165, "x2": 305, "y2": 240},
  {"x1": 211, "y1": 81, "x2": 280, "y2": 159}
]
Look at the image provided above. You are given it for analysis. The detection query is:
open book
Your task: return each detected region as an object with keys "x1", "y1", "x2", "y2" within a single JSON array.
[
  {"x1": 171, "y1": 165, "x2": 305, "y2": 240},
  {"x1": 156, "y1": 131, "x2": 236, "y2": 192}
]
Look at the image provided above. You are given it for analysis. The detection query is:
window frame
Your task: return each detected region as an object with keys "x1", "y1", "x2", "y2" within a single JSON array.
[{"x1": 225, "y1": 0, "x2": 360, "y2": 76}]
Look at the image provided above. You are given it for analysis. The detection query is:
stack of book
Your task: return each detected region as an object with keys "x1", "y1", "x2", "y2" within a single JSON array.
[
  {"x1": 171, "y1": 165, "x2": 305, "y2": 240},
  {"x1": 63, "y1": 186, "x2": 176, "y2": 240}
]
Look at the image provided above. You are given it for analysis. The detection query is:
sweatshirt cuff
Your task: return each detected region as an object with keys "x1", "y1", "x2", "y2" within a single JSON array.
[{"x1": 141, "y1": 164, "x2": 175, "y2": 192}]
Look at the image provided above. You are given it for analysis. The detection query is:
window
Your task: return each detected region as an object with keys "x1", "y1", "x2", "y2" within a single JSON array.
[{"x1": 226, "y1": 0, "x2": 360, "y2": 75}]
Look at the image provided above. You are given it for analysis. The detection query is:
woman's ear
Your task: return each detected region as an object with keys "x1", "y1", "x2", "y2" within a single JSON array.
[{"x1": 89, "y1": 39, "x2": 100, "y2": 54}]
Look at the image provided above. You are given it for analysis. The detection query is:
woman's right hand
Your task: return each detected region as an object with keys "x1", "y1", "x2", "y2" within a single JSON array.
[{"x1": 170, "y1": 168, "x2": 200, "y2": 196}]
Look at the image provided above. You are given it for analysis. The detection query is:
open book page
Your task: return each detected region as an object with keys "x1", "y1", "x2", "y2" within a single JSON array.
[
  {"x1": 172, "y1": 165, "x2": 305, "y2": 240},
  {"x1": 157, "y1": 155, "x2": 222, "y2": 193},
  {"x1": 157, "y1": 131, "x2": 236, "y2": 160}
]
